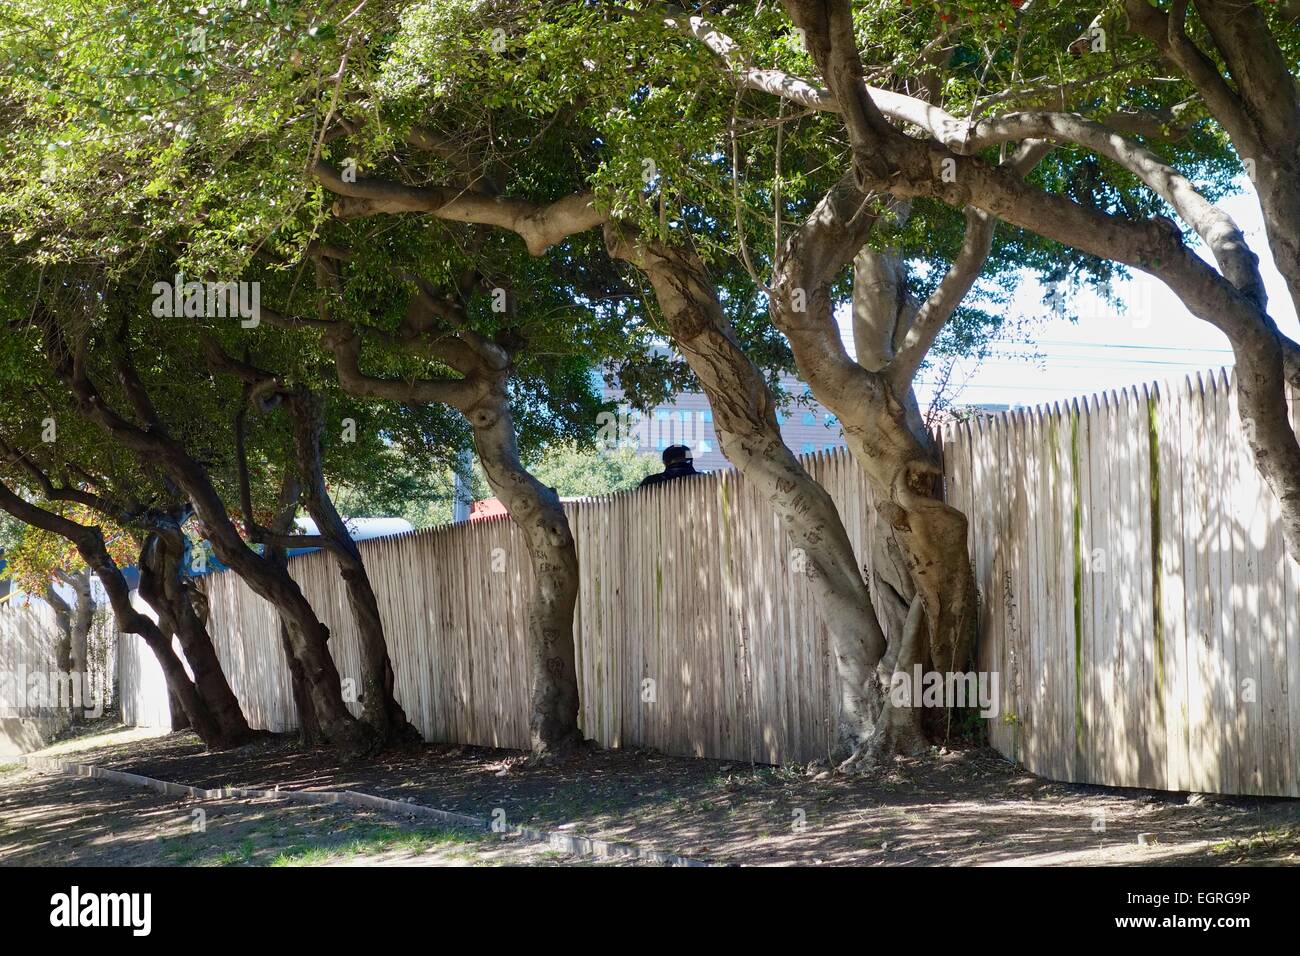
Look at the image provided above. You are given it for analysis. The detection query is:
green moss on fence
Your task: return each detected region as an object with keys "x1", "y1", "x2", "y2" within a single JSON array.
[
  {"x1": 1148, "y1": 397, "x2": 1165, "y2": 717},
  {"x1": 1071, "y1": 411, "x2": 1083, "y2": 753}
]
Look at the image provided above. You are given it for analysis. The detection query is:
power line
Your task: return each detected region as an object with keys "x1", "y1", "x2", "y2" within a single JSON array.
[{"x1": 1024, "y1": 339, "x2": 1232, "y2": 353}]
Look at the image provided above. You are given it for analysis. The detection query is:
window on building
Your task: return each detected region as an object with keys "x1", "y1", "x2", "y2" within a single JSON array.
[
  {"x1": 801, "y1": 442, "x2": 815, "y2": 454},
  {"x1": 801, "y1": 411, "x2": 817, "y2": 426},
  {"x1": 656, "y1": 408, "x2": 670, "y2": 420},
  {"x1": 700, "y1": 410, "x2": 713, "y2": 423},
  {"x1": 825, "y1": 414, "x2": 838, "y2": 427},
  {"x1": 698, "y1": 440, "x2": 712, "y2": 453}
]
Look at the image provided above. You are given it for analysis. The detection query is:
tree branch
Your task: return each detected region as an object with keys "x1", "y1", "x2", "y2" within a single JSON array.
[
  {"x1": 310, "y1": 161, "x2": 603, "y2": 255},
  {"x1": 888, "y1": 206, "x2": 996, "y2": 387}
]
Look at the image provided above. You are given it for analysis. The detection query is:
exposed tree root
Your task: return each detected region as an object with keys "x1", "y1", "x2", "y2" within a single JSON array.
[
  {"x1": 839, "y1": 594, "x2": 930, "y2": 773},
  {"x1": 526, "y1": 732, "x2": 594, "y2": 766}
]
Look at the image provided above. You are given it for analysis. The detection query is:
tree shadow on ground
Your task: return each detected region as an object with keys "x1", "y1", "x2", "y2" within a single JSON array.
[
  {"x1": 0, "y1": 766, "x2": 634, "y2": 867},
  {"x1": 25, "y1": 733, "x2": 1298, "y2": 866}
]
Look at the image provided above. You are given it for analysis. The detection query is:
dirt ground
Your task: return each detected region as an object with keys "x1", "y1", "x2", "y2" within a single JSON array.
[
  {"x1": 0, "y1": 764, "x2": 635, "y2": 867},
  {"x1": 3, "y1": 721, "x2": 1296, "y2": 866}
]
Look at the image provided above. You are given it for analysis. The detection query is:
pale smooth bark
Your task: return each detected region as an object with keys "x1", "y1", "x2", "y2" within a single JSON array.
[
  {"x1": 323, "y1": 316, "x2": 583, "y2": 754},
  {"x1": 312, "y1": 160, "x2": 601, "y2": 255},
  {"x1": 606, "y1": 225, "x2": 887, "y2": 758},
  {"x1": 466, "y1": 379, "x2": 581, "y2": 752},
  {"x1": 761, "y1": 171, "x2": 985, "y2": 763}
]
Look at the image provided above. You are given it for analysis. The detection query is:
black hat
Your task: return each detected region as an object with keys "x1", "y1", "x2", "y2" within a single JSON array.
[{"x1": 663, "y1": 444, "x2": 693, "y2": 465}]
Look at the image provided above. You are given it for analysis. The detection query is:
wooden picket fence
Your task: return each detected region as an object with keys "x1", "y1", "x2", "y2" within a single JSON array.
[
  {"x1": 0, "y1": 596, "x2": 61, "y2": 697},
  {"x1": 950, "y1": 370, "x2": 1299, "y2": 798},
  {"x1": 0, "y1": 596, "x2": 69, "y2": 752},
  {"x1": 190, "y1": 450, "x2": 881, "y2": 762},
  {"x1": 107, "y1": 369, "x2": 1298, "y2": 796}
]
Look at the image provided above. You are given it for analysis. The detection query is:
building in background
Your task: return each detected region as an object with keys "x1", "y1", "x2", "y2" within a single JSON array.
[{"x1": 600, "y1": 373, "x2": 846, "y2": 473}]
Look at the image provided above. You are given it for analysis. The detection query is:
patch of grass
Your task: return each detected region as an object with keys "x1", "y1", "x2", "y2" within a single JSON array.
[
  {"x1": 270, "y1": 844, "x2": 336, "y2": 866},
  {"x1": 205, "y1": 838, "x2": 256, "y2": 866},
  {"x1": 268, "y1": 824, "x2": 485, "y2": 867},
  {"x1": 1210, "y1": 826, "x2": 1300, "y2": 862},
  {"x1": 162, "y1": 837, "x2": 203, "y2": 865}
]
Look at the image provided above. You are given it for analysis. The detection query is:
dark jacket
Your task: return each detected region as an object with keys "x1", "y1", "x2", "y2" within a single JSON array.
[{"x1": 639, "y1": 461, "x2": 700, "y2": 489}]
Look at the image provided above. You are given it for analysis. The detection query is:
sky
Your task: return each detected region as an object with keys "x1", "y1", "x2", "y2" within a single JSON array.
[{"x1": 841, "y1": 182, "x2": 1298, "y2": 414}]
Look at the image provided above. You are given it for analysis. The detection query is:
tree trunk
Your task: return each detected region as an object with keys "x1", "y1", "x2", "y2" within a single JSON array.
[
  {"x1": 45, "y1": 583, "x2": 78, "y2": 722},
  {"x1": 800, "y1": 371, "x2": 977, "y2": 766},
  {"x1": 278, "y1": 616, "x2": 324, "y2": 746},
  {"x1": 48, "y1": 572, "x2": 96, "y2": 720},
  {"x1": 217, "y1": 549, "x2": 370, "y2": 755},
  {"x1": 141, "y1": 461, "x2": 370, "y2": 753},
  {"x1": 841, "y1": 591, "x2": 930, "y2": 770},
  {"x1": 310, "y1": 262, "x2": 581, "y2": 754},
  {"x1": 285, "y1": 389, "x2": 417, "y2": 744},
  {"x1": 167, "y1": 689, "x2": 192, "y2": 731},
  {"x1": 853, "y1": 229, "x2": 978, "y2": 681},
  {"x1": 263, "y1": 480, "x2": 325, "y2": 747},
  {"x1": 465, "y1": 385, "x2": 582, "y2": 754},
  {"x1": 762, "y1": 181, "x2": 979, "y2": 767},
  {"x1": 67, "y1": 570, "x2": 91, "y2": 688},
  {"x1": 51, "y1": 349, "x2": 374, "y2": 756},
  {"x1": 137, "y1": 524, "x2": 255, "y2": 745},
  {"x1": 139, "y1": 627, "x2": 221, "y2": 745},
  {"x1": 0, "y1": 484, "x2": 229, "y2": 746},
  {"x1": 46, "y1": 583, "x2": 74, "y2": 675},
  {"x1": 605, "y1": 228, "x2": 887, "y2": 760}
]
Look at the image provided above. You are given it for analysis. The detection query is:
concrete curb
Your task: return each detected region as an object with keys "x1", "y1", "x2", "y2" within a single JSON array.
[{"x1": 18, "y1": 755, "x2": 713, "y2": 867}]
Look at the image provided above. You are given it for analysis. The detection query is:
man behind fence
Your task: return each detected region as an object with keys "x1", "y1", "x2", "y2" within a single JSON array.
[{"x1": 639, "y1": 444, "x2": 701, "y2": 489}]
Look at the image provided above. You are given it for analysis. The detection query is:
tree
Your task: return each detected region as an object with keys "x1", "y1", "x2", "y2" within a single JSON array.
[
  {"x1": 754, "y1": 0, "x2": 1300, "y2": 563},
  {"x1": 13, "y1": 272, "x2": 375, "y2": 755},
  {"x1": 0, "y1": 2, "x2": 656, "y2": 755},
  {"x1": 600, "y1": 0, "x2": 1281, "y2": 758},
  {"x1": 0, "y1": 480, "x2": 234, "y2": 745},
  {"x1": 275, "y1": 0, "x2": 895, "y2": 762},
  {"x1": 203, "y1": 338, "x2": 421, "y2": 744},
  {"x1": 529, "y1": 444, "x2": 660, "y2": 498},
  {"x1": 4, "y1": 0, "x2": 1286, "y2": 768},
  {"x1": 0, "y1": 275, "x2": 260, "y2": 746},
  {"x1": 5, "y1": 513, "x2": 103, "y2": 721},
  {"x1": 259, "y1": 241, "x2": 609, "y2": 754}
]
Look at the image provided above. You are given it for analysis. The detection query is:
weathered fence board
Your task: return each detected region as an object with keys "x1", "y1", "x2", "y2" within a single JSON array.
[
  {"x1": 0, "y1": 597, "x2": 67, "y2": 752},
  {"x1": 952, "y1": 371, "x2": 1299, "y2": 797}
]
